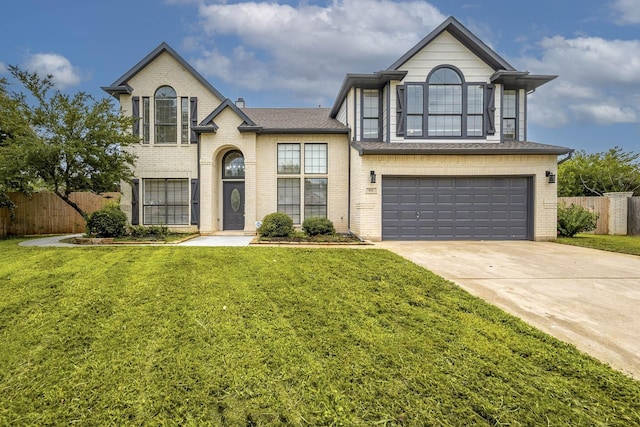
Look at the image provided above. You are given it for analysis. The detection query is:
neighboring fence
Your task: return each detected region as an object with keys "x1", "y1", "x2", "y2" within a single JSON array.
[
  {"x1": 0, "y1": 192, "x2": 120, "y2": 237},
  {"x1": 558, "y1": 196, "x2": 609, "y2": 235},
  {"x1": 629, "y1": 197, "x2": 640, "y2": 236},
  {"x1": 558, "y1": 195, "x2": 640, "y2": 236}
]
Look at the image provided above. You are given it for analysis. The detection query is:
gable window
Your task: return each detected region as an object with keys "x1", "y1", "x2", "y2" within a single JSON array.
[
  {"x1": 155, "y1": 86, "x2": 177, "y2": 144},
  {"x1": 362, "y1": 89, "x2": 380, "y2": 140},
  {"x1": 277, "y1": 143, "x2": 328, "y2": 223},
  {"x1": 143, "y1": 178, "x2": 189, "y2": 225},
  {"x1": 400, "y1": 66, "x2": 491, "y2": 139},
  {"x1": 503, "y1": 89, "x2": 517, "y2": 140}
]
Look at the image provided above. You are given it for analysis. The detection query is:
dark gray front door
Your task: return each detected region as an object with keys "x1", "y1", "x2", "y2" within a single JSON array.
[
  {"x1": 382, "y1": 176, "x2": 531, "y2": 240},
  {"x1": 223, "y1": 181, "x2": 245, "y2": 230}
]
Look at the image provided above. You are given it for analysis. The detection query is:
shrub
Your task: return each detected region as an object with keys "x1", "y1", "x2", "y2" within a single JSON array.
[
  {"x1": 258, "y1": 212, "x2": 294, "y2": 237},
  {"x1": 557, "y1": 203, "x2": 598, "y2": 237},
  {"x1": 302, "y1": 217, "x2": 335, "y2": 236},
  {"x1": 129, "y1": 225, "x2": 169, "y2": 239},
  {"x1": 86, "y1": 206, "x2": 128, "y2": 238}
]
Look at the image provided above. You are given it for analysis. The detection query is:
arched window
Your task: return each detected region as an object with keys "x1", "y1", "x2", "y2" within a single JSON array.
[
  {"x1": 223, "y1": 151, "x2": 245, "y2": 179},
  {"x1": 155, "y1": 86, "x2": 177, "y2": 143},
  {"x1": 427, "y1": 66, "x2": 463, "y2": 137}
]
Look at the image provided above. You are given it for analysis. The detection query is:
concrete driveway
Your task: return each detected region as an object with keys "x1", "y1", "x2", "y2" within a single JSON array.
[{"x1": 376, "y1": 241, "x2": 640, "y2": 379}]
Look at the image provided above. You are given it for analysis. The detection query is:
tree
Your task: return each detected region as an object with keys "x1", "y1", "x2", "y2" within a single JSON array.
[
  {"x1": 0, "y1": 77, "x2": 38, "y2": 218},
  {"x1": 558, "y1": 147, "x2": 640, "y2": 197},
  {"x1": 4, "y1": 66, "x2": 139, "y2": 220}
]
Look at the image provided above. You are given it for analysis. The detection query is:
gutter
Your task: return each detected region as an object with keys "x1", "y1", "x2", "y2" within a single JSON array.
[{"x1": 557, "y1": 150, "x2": 574, "y2": 165}]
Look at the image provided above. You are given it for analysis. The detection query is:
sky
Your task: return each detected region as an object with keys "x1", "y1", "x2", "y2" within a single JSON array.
[{"x1": 1, "y1": 0, "x2": 639, "y2": 154}]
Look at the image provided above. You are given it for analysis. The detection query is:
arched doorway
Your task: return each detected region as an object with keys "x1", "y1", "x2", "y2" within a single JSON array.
[{"x1": 222, "y1": 150, "x2": 245, "y2": 230}]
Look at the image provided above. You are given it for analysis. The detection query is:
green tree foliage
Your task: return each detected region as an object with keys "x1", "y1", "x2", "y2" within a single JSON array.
[
  {"x1": 557, "y1": 203, "x2": 598, "y2": 237},
  {"x1": 558, "y1": 147, "x2": 640, "y2": 196},
  {"x1": 2, "y1": 66, "x2": 139, "y2": 220},
  {"x1": 0, "y1": 77, "x2": 38, "y2": 217}
]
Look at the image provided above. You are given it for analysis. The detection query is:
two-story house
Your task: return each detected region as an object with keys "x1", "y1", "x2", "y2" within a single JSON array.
[{"x1": 103, "y1": 16, "x2": 571, "y2": 241}]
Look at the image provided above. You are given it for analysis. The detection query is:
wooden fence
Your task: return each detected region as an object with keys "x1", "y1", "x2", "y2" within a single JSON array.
[
  {"x1": 0, "y1": 192, "x2": 120, "y2": 237},
  {"x1": 558, "y1": 197, "x2": 610, "y2": 235}
]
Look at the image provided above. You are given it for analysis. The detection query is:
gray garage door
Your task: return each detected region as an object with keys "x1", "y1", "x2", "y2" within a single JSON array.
[{"x1": 382, "y1": 176, "x2": 532, "y2": 240}]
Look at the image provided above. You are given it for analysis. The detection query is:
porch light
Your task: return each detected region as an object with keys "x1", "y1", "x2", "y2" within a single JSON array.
[
  {"x1": 546, "y1": 171, "x2": 556, "y2": 184},
  {"x1": 370, "y1": 170, "x2": 376, "y2": 184}
]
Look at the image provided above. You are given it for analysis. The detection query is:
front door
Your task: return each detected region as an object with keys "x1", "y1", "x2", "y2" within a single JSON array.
[{"x1": 223, "y1": 181, "x2": 245, "y2": 230}]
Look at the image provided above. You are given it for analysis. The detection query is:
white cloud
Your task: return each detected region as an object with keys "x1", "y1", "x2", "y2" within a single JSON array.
[
  {"x1": 519, "y1": 35, "x2": 640, "y2": 127},
  {"x1": 189, "y1": 0, "x2": 446, "y2": 105},
  {"x1": 611, "y1": 0, "x2": 640, "y2": 24},
  {"x1": 24, "y1": 53, "x2": 84, "y2": 89}
]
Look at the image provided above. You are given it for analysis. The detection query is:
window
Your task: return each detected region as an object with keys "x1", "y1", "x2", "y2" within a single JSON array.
[
  {"x1": 400, "y1": 66, "x2": 489, "y2": 138},
  {"x1": 143, "y1": 178, "x2": 189, "y2": 225},
  {"x1": 304, "y1": 143, "x2": 327, "y2": 174},
  {"x1": 155, "y1": 86, "x2": 177, "y2": 144},
  {"x1": 503, "y1": 89, "x2": 517, "y2": 140},
  {"x1": 142, "y1": 97, "x2": 150, "y2": 144},
  {"x1": 305, "y1": 178, "x2": 327, "y2": 218},
  {"x1": 362, "y1": 89, "x2": 380, "y2": 140},
  {"x1": 181, "y1": 97, "x2": 189, "y2": 144},
  {"x1": 277, "y1": 144, "x2": 300, "y2": 174},
  {"x1": 277, "y1": 178, "x2": 300, "y2": 224},
  {"x1": 428, "y1": 67, "x2": 462, "y2": 137},
  {"x1": 277, "y1": 143, "x2": 328, "y2": 223},
  {"x1": 406, "y1": 84, "x2": 424, "y2": 137},
  {"x1": 223, "y1": 151, "x2": 245, "y2": 179}
]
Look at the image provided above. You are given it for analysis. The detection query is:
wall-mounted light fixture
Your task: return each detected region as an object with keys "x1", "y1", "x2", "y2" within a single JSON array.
[
  {"x1": 546, "y1": 171, "x2": 556, "y2": 184},
  {"x1": 370, "y1": 170, "x2": 376, "y2": 184}
]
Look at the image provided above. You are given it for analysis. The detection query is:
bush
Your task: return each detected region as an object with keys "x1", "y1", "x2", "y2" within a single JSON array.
[
  {"x1": 258, "y1": 212, "x2": 294, "y2": 237},
  {"x1": 557, "y1": 203, "x2": 598, "y2": 237},
  {"x1": 86, "y1": 206, "x2": 128, "y2": 238},
  {"x1": 129, "y1": 225, "x2": 169, "y2": 239},
  {"x1": 302, "y1": 217, "x2": 335, "y2": 236}
]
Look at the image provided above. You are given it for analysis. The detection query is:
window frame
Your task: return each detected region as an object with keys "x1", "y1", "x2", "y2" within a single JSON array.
[
  {"x1": 502, "y1": 88, "x2": 518, "y2": 140},
  {"x1": 154, "y1": 86, "x2": 178, "y2": 144},
  {"x1": 361, "y1": 88, "x2": 381, "y2": 141},
  {"x1": 402, "y1": 65, "x2": 488, "y2": 139},
  {"x1": 142, "y1": 178, "x2": 189, "y2": 225},
  {"x1": 277, "y1": 143, "x2": 328, "y2": 224}
]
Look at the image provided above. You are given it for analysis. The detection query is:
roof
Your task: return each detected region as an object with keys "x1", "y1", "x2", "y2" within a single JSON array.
[
  {"x1": 490, "y1": 70, "x2": 558, "y2": 92},
  {"x1": 329, "y1": 71, "x2": 408, "y2": 117},
  {"x1": 387, "y1": 16, "x2": 515, "y2": 71},
  {"x1": 101, "y1": 42, "x2": 225, "y2": 100},
  {"x1": 241, "y1": 108, "x2": 349, "y2": 134},
  {"x1": 351, "y1": 140, "x2": 573, "y2": 156}
]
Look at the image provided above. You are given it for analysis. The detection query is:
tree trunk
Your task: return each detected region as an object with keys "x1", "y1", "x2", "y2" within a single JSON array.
[{"x1": 54, "y1": 191, "x2": 88, "y2": 221}]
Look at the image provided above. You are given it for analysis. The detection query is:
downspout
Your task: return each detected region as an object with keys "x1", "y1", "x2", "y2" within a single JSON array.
[{"x1": 196, "y1": 133, "x2": 201, "y2": 232}]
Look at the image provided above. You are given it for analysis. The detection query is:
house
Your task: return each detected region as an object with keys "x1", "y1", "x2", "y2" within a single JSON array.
[{"x1": 102, "y1": 16, "x2": 571, "y2": 241}]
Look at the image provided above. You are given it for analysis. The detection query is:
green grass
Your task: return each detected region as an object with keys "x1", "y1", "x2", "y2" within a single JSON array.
[
  {"x1": 557, "y1": 234, "x2": 640, "y2": 256},
  {"x1": 1, "y1": 240, "x2": 639, "y2": 426}
]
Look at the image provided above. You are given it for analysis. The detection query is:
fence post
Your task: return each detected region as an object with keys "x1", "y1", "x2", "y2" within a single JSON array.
[
  {"x1": 604, "y1": 192, "x2": 633, "y2": 235},
  {"x1": 629, "y1": 197, "x2": 640, "y2": 236}
]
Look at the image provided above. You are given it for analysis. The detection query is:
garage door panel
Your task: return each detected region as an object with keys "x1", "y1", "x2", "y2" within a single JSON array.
[{"x1": 382, "y1": 176, "x2": 531, "y2": 240}]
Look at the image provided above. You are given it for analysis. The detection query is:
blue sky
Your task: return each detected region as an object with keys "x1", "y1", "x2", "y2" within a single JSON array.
[{"x1": 1, "y1": 0, "x2": 639, "y2": 153}]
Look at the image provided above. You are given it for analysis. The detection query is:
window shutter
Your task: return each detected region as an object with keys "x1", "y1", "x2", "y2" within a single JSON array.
[
  {"x1": 396, "y1": 85, "x2": 405, "y2": 136},
  {"x1": 131, "y1": 179, "x2": 140, "y2": 225},
  {"x1": 190, "y1": 97, "x2": 198, "y2": 143},
  {"x1": 132, "y1": 97, "x2": 140, "y2": 137},
  {"x1": 190, "y1": 178, "x2": 200, "y2": 225},
  {"x1": 485, "y1": 84, "x2": 496, "y2": 135}
]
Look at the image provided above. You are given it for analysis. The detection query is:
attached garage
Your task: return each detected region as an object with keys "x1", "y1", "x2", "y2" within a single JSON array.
[{"x1": 382, "y1": 176, "x2": 532, "y2": 240}]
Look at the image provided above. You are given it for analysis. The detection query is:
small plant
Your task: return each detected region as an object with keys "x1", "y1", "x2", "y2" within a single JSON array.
[
  {"x1": 129, "y1": 225, "x2": 169, "y2": 239},
  {"x1": 86, "y1": 206, "x2": 128, "y2": 238},
  {"x1": 557, "y1": 203, "x2": 598, "y2": 237},
  {"x1": 258, "y1": 212, "x2": 294, "y2": 237},
  {"x1": 302, "y1": 217, "x2": 335, "y2": 236}
]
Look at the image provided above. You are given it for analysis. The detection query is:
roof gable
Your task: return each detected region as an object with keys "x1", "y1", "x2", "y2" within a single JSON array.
[
  {"x1": 101, "y1": 42, "x2": 225, "y2": 100},
  {"x1": 387, "y1": 16, "x2": 515, "y2": 72},
  {"x1": 193, "y1": 99, "x2": 257, "y2": 133}
]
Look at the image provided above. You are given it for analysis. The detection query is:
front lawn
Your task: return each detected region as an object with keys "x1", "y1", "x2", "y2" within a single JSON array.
[
  {"x1": 1, "y1": 240, "x2": 639, "y2": 425},
  {"x1": 557, "y1": 234, "x2": 640, "y2": 256}
]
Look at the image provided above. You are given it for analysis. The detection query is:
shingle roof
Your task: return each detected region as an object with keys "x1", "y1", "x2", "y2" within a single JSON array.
[
  {"x1": 242, "y1": 108, "x2": 348, "y2": 133},
  {"x1": 352, "y1": 140, "x2": 573, "y2": 156}
]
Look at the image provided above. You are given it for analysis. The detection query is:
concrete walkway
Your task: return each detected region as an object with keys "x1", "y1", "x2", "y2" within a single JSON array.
[{"x1": 376, "y1": 241, "x2": 640, "y2": 379}]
